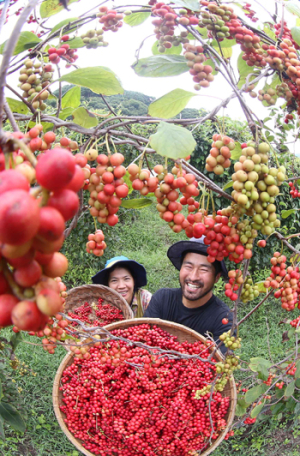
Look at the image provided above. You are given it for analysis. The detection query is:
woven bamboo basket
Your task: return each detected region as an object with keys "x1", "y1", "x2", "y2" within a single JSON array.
[
  {"x1": 53, "y1": 318, "x2": 237, "y2": 456},
  {"x1": 64, "y1": 283, "x2": 134, "y2": 321}
]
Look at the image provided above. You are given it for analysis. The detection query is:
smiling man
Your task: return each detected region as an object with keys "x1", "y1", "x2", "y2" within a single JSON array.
[{"x1": 144, "y1": 238, "x2": 233, "y2": 354}]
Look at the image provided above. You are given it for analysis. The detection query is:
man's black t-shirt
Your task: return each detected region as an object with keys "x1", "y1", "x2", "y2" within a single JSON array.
[{"x1": 143, "y1": 288, "x2": 233, "y2": 354}]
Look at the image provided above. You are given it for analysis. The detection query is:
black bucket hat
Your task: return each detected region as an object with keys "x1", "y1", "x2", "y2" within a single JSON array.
[
  {"x1": 92, "y1": 256, "x2": 147, "y2": 288},
  {"x1": 167, "y1": 237, "x2": 228, "y2": 279}
]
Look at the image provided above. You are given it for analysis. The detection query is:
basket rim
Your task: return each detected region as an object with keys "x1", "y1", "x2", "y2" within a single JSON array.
[{"x1": 53, "y1": 318, "x2": 237, "y2": 456}]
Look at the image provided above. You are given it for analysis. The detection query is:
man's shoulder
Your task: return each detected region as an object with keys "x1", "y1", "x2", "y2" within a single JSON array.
[{"x1": 212, "y1": 294, "x2": 231, "y2": 312}]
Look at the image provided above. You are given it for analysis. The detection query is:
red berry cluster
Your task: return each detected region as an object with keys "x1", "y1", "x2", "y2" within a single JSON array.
[
  {"x1": 285, "y1": 113, "x2": 294, "y2": 124},
  {"x1": 86, "y1": 229, "x2": 107, "y2": 256},
  {"x1": 97, "y1": 6, "x2": 123, "y2": 32},
  {"x1": 224, "y1": 269, "x2": 244, "y2": 301},
  {"x1": 286, "y1": 362, "x2": 296, "y2": 376},
  {"x1": 0, "y1": 137, "x2": 84, "y2": 333},
  {"x1": 289, "y1": 181, "x2": 300, "y2": 198},
  {"x1": 184, "y1": 43, "x2": 214, "y2": 91},
  {"x1": 243, "y1": 3, "x2": 258, "y2": 23},
  {"x1": 60, "y1": 324, "x2": 231, "y2": 455},
  {"x1": 48, "y1": 44, "x2": 78, "y2": 66},
  {"x1": 67, "y1": 298, "x2": 124, "y2": 327},
  {"x1": 244, "y1": 417, "x2": 256, "y2": 425},
  {"x1": 34, "y1": 312, "x2": 70, "y2": 354},
  {"x1": 264, "y1": 253, "x2": 300, "y2": 311},
  {"x1": 87, "y1": 152, "x2": 129, "y2": 227},
  {"x1": 205, "y1": 133, "x2": 235, "y2": 175},
  {"x1": 275, "y1": 22, "x2": 300, "y2": 50},
  {"x1": 224, "y1": 430, "x2": 234, "y2": 440},
  {"x1": 275, "y1": 381, "x2": 284, "y2": 389},
  {"x1": 290, "y1": 315, "x2": 300, "y2": 328}
]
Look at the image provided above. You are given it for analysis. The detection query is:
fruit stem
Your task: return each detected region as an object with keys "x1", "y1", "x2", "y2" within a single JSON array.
[
  {"x1": 110, "y1": 136, "x2": 118, "y2": 154},
  {"x1": 210, "y1": 191, "x2": 215, "y2": 214},
  {"x1": 0, "y1": 259, "x2": 33, "y2": 301},
  {"x1": 40, "y1": 188, "x2": 50, "y2": 207},
  {"x1": 164, "y1": 156, "x2": 168, "y2": 173},
  {"x1": 105, "y1": 133, "x2": 112, "y2": 157},
  {"x1": 93, "y1": 217, "x2": 97, "y2": 232}
]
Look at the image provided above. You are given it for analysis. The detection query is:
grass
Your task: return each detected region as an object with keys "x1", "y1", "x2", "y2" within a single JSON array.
[{"x1": 1, "y1": 205, "x2": 299, "y2": 455}]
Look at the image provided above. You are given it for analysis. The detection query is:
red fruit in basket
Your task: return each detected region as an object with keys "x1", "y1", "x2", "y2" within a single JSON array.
[
  {"x1": 42, "y1": 252, "x2": 68, "y2": 278},
  {"x1": 11, "y1": 301, "x2": 48, "y2": 331},
  {"x1": 0, "y1": 294, "x2": 19, "y2": 327},
  {"x1": 35, "y1": 148, "x2": 75, "y2": 191},
  {"x1": 36, "y1": 289, "x2": 63, "y2": 316},
  {"x1": 48, "y1": 189, "x2": 79, "y2": 221},
  {"x1": 0, "y1": 169, "x2": 29, "y2": 195},
  {"x1": 0, "y1": 190, "x2": 40, "y2": 245}
]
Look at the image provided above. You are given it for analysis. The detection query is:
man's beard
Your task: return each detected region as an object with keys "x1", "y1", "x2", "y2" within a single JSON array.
[{"x1": 180, "y1": 279, "x2": 214, "y2": 302}]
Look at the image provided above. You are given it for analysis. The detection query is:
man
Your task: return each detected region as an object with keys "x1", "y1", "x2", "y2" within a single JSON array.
[{"x1": 144, "y1": 238, "x2": 233, "y2": 354}]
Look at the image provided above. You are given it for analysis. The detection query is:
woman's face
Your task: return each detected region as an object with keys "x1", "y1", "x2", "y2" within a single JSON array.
[{"x1": 108, "y1": 267, "x2": 135, "y2": 304}]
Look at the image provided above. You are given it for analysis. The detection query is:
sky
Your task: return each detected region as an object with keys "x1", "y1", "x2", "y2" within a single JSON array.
[{"x1": 0, "y1": 0, "x2": 296, "y2": 122}]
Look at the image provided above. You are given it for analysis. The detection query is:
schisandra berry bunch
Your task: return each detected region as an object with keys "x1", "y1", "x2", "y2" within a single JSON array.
[
  {"x1": 184, "y1": 43, "x2": 214, "y2": 91},
  {"x1": 219, "y1": 331, "x2": 241, "y2": 350},
  {"x1": 241, "y1": 276, "x2": 260, "y2": 303},
  {"x1": 67, "y1": 298, "x2": 124, "y2": 327},
  {"x1": 86, "y1": 229, "x2": 107, "y2": 256},
  {"x1": 264, "y1": 253, "x2": 300, "y2": 311},
  {"x1": 80, "y1": 29, "x2": 108, "y2": 49},
  {"x1": 18, "y1": 59, "x2": 53, "y2": 110},
  {"x1": 86, "y1": 151, "x2": 129, "y2": 227},
  {"x1": 224, "y1": 269, "x2": 244, "y2": 301},
  {"x1": 243, "y1": 3, "x2": 259, "y2": 22},
  {"x1": 290, "y1": 314, "x2": 300, "y2": 328},
  {"x1": 199, "y1": 1, "x2": 234, "y2": 41},
  {"x1": 60, "y1": 324, "x2": 231, "y2": 456},
  {"x1": 205, "y1": 133, "x2": 235, "y2": 175},
  {"x1": 97, "y1": 6, "x2": 124, "y2": 32},
  {"x1": 244, "y1": 417, "x2": 256, "y2": 425},
  {"x1": 289, "y1": 181, "x2": 300, "y2": 198},
  {"x1": 48, "y1": 42, "x2": 78, "y2": 67},
  {"x1": 0, "y1": 138, "x2": 84, "y2": 333}
]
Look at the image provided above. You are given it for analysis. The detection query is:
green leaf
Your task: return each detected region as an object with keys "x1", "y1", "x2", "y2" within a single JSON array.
[
  {"x1": 212, "y1": 42, "x2": 233, "y2": 59},
  {"x1": 59, "y1": 107, "x2": 74, "y2": 120},
  {"x1": 296, "y1": 378, "x2": 300, "y2": 388},
  {"x1": 68, "y1": 37, "x2": 85, "y2": 49},
  {"x1": 223, "y1": 180, "x2": 233, "y2": 191},
  {"x1": 286, "y1": 1, "x2": 300, "y2": 17},
  {"x1": 148, "y1": 89, "x2": 196, "y2": 119},
  {"x1": 9, "y1": 331, "x2": 22, "y2": 351},
  {"x1": 123, "y1": 172, "x2": 133, "y2": 195},
  {"x1": 230, "y1": 142, "x2": 242, "y2": 160},
  {"x1": 291, "y1": 27, "x2": 300, "y2": 46},
  {"x1": 245, "y1": 384, "x2": 268, "y2": 403},
  {"x1": 281, "y1": 209, "x2": 296, "y2": 219},
  {"x1": 152, "y1": 41, "x2": 182, "y2": 56},
  {"x1": 40, "y1": 0, "x2": 80, "y2": 18},
  {"x1": 210, "y1": 38, "x2": 235, "y2": 48},
  {"x1": 0, "y1": 381, "x2": 2, "y2": 401},
  {"x1": 150, "y1": 122, "x2": 196, "y2": 159},
  {"x1": 251, "y1": 401, "x2": 264, "y2": 418},
  {"x1": 121, "y1": 198, "x2": 153, "y2": 209},
  {"x1": 133, "y1": 55, "x2": 189, "y2": 77},
  {"x1": 6, "y1": 98, "x2": 29, "y2": 114},
  {"x1": 51, "y1": 17, "x2": 79, "y2": 34},
  {"x1": 256, "y1": 281, "x2": 268, "y2": 293},
  {"x1": 285, "y1": 380, "x2": 295, "y2": 398},
  {"x1": 61, "y1": 86, "x2": 81, "y2": 109},
  {"x1": 0, "y1": 417, "x2": 4, "y2": 440},
  {"x1": 171, "y1": 0, "x2": 200, "y2": 11},
  {"x1": 295, "y1": 360, "x2": 300, "y2": 379},
  {"x1": 263, "y1": 24, "x2": 276, "y2": 40},
  {"x1": 0, "y1": 402, "x2": 25, "y2": 432},
  {"x1": 59, "y1": 67, "x2": 124, "y2": 96},
  {"x1": 72, "y1": 107, "x2": 97, "y2": 128},
  {"x1": 28, "y1": 121, "x2": 54, "y2": 133},
  {"x1": 237, "y1": 52, "x2": 257, "y2": 89},
  {"x1": 123, "y1": 12, "x2": 150, "y2": 26},
  {"x1": 249, "y1": 357, "x2": 271, "y2": 381},
  {"x1": 235, "y1": 398, "x2": 250, "y2": 416},
  {"x1": 0, "y1": 31, "x2": 41, "y2": 55}
]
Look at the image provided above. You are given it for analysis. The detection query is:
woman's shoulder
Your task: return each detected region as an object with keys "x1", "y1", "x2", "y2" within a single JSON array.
[{"x1": 139, "y1": 288, "x2": 152, "y2": 301}]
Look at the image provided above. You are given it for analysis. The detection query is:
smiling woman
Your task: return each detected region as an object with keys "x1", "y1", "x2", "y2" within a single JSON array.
[{"x1": 92, "y1": 256, "x2": 152, "y2": 317}]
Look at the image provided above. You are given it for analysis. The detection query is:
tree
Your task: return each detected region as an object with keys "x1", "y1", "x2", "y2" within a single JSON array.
[{"x1": 1, "y1": 0, "x2": 300, "y2": 451}]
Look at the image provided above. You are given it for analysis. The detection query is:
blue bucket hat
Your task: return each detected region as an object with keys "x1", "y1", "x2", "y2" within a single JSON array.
[
  {"x1": 167, "y1": 237, "x2": 228, "y2": 280},
  {"x1": 92, "y1": 256, "x2": 147, "y2": 289}
]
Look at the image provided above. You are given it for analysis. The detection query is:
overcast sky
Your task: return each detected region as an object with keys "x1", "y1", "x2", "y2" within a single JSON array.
[{"x1": 1, "y1": 0, "x2": 295, "y2": 121}]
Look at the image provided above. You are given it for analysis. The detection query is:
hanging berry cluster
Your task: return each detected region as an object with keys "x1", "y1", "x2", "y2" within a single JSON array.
[
  {"x1": 86, "y1": 229, "x2": 107, "y2": 256},
  {"x1": 289, "y1": 181, "x2": 300, "y2": 198},
  {"x1": 205, "y1": 133, "x2": 235, "y2": 175}
]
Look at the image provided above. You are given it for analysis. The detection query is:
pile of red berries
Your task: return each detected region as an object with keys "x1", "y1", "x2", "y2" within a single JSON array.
[
  {"x1": 289, "y1": 181, "x2": 300, "y2": 198},
  {"x1": 59, "y1": 324, "x2": 231, "y2": 456},
  {"x1": 67, "y1": 298, "x2": 124, "y2": 327}
]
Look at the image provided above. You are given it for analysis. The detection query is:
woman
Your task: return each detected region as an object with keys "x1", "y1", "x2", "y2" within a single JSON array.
[{"x1": 92, "y1": 256, "x2": 152, "y2": 317}]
